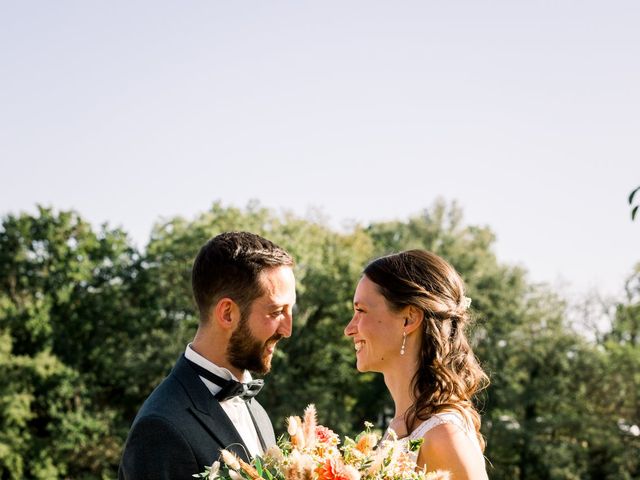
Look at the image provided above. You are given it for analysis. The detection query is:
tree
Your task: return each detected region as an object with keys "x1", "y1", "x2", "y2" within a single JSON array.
[
  {"x1": 0, "y1": 207, "x2": 140, "y2": 478},
  {"x1": 2, "y1": 201, "x2": 639, "y2": 478}
]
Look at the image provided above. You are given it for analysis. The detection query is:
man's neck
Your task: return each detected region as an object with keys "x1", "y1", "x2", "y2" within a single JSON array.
[{"x1": 190, "y1": 338, "x2": 245, "y2": 380}]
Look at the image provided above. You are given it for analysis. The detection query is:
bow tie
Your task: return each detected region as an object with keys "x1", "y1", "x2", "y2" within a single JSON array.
[{"x1": 186, "y1": 358, "x2": 264, "y2": 402}]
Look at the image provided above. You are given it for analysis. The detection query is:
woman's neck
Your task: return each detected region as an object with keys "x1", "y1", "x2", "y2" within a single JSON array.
[{"x1": 383, "y1": 360, "x2": 417, "y2": 435}]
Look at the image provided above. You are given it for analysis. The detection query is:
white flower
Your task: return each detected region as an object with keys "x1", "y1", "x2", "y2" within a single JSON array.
[
  {"x1": 208, "y1": 461, "x2": 220, "y2": 480},
  {"x1": 462, "y1": 296, "x2": 472, "y2": 309},
  {"x1": 425, "y1": 470, "x2": 451, "y2": 480},
  {"x1": 263, "y1": 444, "x2": 284, "y2": 463},
  {"x1": 220, "y1": 450, "x2": 241, "y2": 471},
  {"x1": 287, "y1": 416, "x2": 305, "y2": 448},
  {"x1": 287, "y1": 416, "x2": 300, "y2": 436},
  {"x1": 228, "y1": 469, "x2": 243, "y2": 480},
  {"x1": 344, "y1": 464, "x2": 361, "y2": 480}
]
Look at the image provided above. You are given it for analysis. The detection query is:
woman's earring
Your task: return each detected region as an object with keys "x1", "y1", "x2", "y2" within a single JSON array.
[{"x1": 400, "y1": 331, "x2": 407, "y2": 355}]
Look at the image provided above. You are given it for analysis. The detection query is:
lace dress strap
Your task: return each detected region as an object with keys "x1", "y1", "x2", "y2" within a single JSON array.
[
  {"x1": 409, "y1": 412, "x2": 469, "y2": 441},
  {"x1": 383, "y1": 411, "x2": 482, "y2": 465},
  {"x1": 408, "y1": 411, "x2": 483, "y2": 457}
]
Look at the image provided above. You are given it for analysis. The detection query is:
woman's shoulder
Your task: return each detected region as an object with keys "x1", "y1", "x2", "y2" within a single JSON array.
[
  {"x1": 409, "y1": 410, "x2": 471, "y2": 440},
  {"x1": 413, "y1": 411, "x2": 487, "y2": 479}
]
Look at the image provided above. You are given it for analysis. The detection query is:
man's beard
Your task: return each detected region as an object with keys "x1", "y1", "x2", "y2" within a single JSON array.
[{"x1": 227, "y1": 315, "x2": 282, "y2": 374}]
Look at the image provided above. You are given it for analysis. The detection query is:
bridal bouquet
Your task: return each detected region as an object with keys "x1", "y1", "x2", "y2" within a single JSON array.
[{"x1": 194, "y1": 404, "x2": 449, "y2": 480}]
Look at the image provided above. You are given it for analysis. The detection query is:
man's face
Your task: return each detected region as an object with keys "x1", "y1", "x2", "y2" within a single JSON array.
[{"x1": 227, "y1": 266, "x2": 296, "y2": 374}]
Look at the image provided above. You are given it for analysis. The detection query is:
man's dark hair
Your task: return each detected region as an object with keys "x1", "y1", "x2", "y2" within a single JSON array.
[{"x1": 191, "y1": 231, "x2": 294, "y2": 321}]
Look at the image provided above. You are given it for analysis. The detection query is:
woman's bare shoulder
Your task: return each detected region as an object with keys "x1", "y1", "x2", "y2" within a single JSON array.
[{"x1": 418, "y1": 423, "x2": 488, "y2": 480}]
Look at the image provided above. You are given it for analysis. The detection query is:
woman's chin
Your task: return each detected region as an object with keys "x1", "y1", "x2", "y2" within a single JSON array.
[{"x1": 355, "y1": 360, "x2": 369, "y2": 372}]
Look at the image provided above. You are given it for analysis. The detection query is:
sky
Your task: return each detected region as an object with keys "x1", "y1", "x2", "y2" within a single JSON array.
[{"x1": 1, "y1": 1, "x2": 638, "y2": 300}]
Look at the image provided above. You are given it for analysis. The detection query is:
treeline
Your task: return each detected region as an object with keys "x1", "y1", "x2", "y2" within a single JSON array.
[{"x1": 0, "y1": 201, "x2": 638, "y2": 479}]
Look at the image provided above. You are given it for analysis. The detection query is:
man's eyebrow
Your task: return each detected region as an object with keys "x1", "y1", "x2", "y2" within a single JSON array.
[{"x1": 266, "y1": 303, "x2": 288, "y2": 309}]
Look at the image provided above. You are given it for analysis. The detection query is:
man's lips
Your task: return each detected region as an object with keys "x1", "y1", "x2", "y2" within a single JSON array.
[
  {"x1": 264, "y1": 340, "x2": 278, "y2": 355},
  {"x1": 265, "y1": 334, "x2": 284, "y2": 355}
]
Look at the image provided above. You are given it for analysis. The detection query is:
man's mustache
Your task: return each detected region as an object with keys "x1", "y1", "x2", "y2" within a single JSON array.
[{"x1": 266, "y1": 333, "x2": 284, "y2": 345}]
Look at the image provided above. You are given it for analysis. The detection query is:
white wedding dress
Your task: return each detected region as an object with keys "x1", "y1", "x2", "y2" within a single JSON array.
[{"x1": 387, "y1": 411, "x2": 483, "y2": 463}]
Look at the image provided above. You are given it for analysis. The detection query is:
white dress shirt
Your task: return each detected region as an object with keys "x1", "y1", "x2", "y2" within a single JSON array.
[{"x1": 185, "y1": 344, "x2": 263, "y2": 457}]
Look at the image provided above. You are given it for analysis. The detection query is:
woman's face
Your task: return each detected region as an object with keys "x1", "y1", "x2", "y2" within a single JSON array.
[{"x1": 344, "y1": 275, "x2": 406, "y2": 373}]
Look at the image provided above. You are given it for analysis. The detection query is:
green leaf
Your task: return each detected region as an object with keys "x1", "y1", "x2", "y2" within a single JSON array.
[
  {"x1": 408, "y1": 438, "x2": 424, "y2": 452},
  {"x1": 254, "y1": 457, "x2": 263, "y2": 476}
]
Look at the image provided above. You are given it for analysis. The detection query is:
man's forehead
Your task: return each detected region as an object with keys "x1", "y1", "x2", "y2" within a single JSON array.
[
  {"x1": 257, "y1": 266, "x2": 296, "y2": 298},
  {"x1": 259, "y1": 265, "x2": 294, "y2": 284}
]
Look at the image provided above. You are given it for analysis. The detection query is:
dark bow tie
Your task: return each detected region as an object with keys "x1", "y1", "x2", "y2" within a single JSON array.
[{"x1": 186, "y1": 358, "x2": 264, "y2": 402}]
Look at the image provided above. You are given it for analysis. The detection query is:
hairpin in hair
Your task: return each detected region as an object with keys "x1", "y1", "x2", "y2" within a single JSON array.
[{"x1": 462, "y1": 296, "x2": 472, "y2": 309}]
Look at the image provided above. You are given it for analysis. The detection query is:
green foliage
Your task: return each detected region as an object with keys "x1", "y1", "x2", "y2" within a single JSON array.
[
  {"x1": 0, "y1": 207, "x2": 137, "y2": 478},
  {"x1": 0, "y1": 201, "x2": 638, "y2": 479}
]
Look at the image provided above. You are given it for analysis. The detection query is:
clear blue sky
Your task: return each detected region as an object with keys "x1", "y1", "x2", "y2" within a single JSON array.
[{"x1": 1, "y1": 1, "x2": 638, "y2": 298}]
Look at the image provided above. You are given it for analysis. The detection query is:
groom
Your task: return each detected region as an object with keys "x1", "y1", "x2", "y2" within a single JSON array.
[{"x1": 119, "y1": 232, "x2": 296, "y2": 480}]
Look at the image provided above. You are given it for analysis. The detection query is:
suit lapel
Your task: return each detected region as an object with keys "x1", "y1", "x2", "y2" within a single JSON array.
[
  {"x1": 188, "y1": 403, "x2": 250, "y2": 461},
  {"x1": 172, "y1": 354, "x2": 251, "y2": 462},
  {"x1": 247, "y1": 399, "x2": 277, "y2": 448},
  {"x1": 244, "y1": 399, "x2": 267, "y2": 451}
]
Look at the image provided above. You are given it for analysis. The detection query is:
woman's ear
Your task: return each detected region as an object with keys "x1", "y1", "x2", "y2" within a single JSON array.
[{"x1": 404, "y1": 306, "x2": 424, "y2": 334}]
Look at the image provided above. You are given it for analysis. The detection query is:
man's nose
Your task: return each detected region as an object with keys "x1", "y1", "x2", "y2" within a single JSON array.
[{"x1": 278, "y1": 312, "x2": 293, "y2": 338}]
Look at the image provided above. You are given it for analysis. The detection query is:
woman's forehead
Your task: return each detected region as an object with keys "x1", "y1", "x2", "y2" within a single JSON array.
[{"x1": 354, "y1": 276, "x2": 382, "y2": 304}]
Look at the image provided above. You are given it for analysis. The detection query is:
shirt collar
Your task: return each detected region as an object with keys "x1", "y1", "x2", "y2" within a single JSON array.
[{"x1": 185, "y1": 344, "x2": 252, "y2": 384}]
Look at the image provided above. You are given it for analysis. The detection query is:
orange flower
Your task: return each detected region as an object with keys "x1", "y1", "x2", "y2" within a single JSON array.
[
  {"x1": 315, "y1": 458, "x2": 351, "y2": 480},
  {"x1": 355, "y1": 433, "x2": 378, "y2": 454}
]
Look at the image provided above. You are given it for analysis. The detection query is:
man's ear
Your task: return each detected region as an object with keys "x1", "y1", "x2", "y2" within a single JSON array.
[
  {"x1": 404, "y1": 306, "x2": 424, "y2": 334},
  {"x1": 213, "y1": 298, "x2": 241, "y2": 330}
]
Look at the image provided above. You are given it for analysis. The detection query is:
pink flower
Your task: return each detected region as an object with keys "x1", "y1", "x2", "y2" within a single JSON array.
[{"x1": 316, "y1": 426, "x2": 339, "y2": 446}]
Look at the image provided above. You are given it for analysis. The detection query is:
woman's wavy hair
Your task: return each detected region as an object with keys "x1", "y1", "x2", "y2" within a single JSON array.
[{"x1": 363, "y1": 249, "x2": 489, "y2": 451}]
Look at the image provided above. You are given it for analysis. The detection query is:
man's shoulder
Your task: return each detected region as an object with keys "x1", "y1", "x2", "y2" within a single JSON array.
[
  {"x1": 133, "y1": 371, "x2": 190, "y2": 424},
  {"x1": 119, "y1": 386, "x2": 201, "y2": 480}
]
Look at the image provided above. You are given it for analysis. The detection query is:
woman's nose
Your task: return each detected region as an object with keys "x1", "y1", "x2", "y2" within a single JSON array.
[{"x1": 344, "y1": 315, "x2": 357, "y2": 337}]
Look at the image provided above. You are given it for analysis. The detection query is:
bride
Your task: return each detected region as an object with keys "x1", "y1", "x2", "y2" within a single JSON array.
[{"x1": 344, "y1": 250, "x2": 489, "y2": 479}]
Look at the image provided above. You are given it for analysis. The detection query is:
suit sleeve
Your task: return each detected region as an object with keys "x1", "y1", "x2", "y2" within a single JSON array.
[{"x1": 119, "y1": 415, "x2": 200, "y2": 480}]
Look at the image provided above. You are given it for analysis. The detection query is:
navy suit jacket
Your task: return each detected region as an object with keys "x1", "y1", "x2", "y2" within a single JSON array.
[{"x1": 118, "y1": 354, "x2": 276, "y2": 480}]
